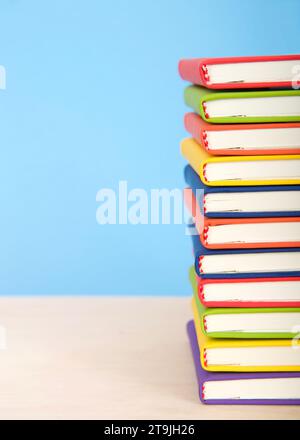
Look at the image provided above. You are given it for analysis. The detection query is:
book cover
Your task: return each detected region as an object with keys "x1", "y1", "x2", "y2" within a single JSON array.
[
  {"x1": 181, "y1": 138, "x2": 300, "y2": 186},
  {"x1": 184, "y1": 112, "x2": 300, "y2": 156},
  {"x1": 184, "y1": 86, "x2": 300, "y2": 124}
]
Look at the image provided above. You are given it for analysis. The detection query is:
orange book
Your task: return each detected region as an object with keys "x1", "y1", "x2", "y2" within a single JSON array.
[
  {"x1": 184, "y1": 188, "x2": 300, "y2": 250},
  {"x1": 184, "y1": 113, "x2": 300, "y2": 156}
]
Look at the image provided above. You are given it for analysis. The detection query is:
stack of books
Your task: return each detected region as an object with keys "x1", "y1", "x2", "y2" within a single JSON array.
[{"x1": 179, "y1": 54, "x2": 300, "y2": 405}]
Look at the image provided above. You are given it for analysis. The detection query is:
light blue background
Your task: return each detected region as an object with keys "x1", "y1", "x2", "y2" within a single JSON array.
[{"x1": 0, "y1": 0, "x2": 299, "y2": 295}]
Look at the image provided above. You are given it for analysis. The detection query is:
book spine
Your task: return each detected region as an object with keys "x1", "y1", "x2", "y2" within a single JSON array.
[
  {"x1": 178, "y1": 59, "x2": 205, "y2": 85},
  {"x1": 202, "y1": 101, "x2": 210, "y2": 120},
  {"x1": 201, "y1": 383, "x2": 206, "y2": 401},
  {"x1": 203, "y1": 348, "x2": 208, "y2": 367},
  {"x1": 201, "y1": 64, "x2": 210, "y2": 84},
  {"x1": 198, "y1": 256, "x2": 204, "y2": 275}
]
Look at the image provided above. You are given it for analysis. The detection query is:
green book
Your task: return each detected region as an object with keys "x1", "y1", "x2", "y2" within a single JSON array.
[
  {"x1": 190, "y1": 270, "x2": 300, "y2": 339},
  {"x1": 184, "y1": 85, "x2": 300, "y2": 124}
]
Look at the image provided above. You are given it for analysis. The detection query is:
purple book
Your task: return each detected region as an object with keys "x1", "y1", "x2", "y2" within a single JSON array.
[{"x1": 187, "y1": 320, "x2": 300, "y2": 405}]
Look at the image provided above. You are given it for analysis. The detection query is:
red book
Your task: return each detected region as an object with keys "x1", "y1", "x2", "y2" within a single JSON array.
[{"x1": 178, "y1": 54, "x2": 300, "y2": 89}]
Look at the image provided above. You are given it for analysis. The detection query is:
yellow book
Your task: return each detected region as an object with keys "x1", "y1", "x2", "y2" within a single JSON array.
[
  {"x1": 181, "y1": 138, "x2": 300, "y2": 187},
  {"x1": 192, "y1": 298, "x2": 300, "y2": 372}
]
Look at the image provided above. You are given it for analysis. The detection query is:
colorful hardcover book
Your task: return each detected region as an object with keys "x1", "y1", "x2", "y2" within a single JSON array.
[
  {"x1": 184, "y1": 113, "x2": 300, "y2": 155},
  {"x1": 190, "y1": 231, "x2": 300, "y2": 279},
  {"x1": 184, "y1": 86, "x2": 300, "y2": 124},
  {"x1": 178, "y1": 54, "x2": 300, "y2": 90},
  {"x1": 184, "y1": 165, "x2": 300, "y2": 218},
  {"x1": 184, "y1": 188, "x2": 300, "y2": 249},
  {"x1": 191, "y1": 297, "x2": 300, "y2": 372},
  {"x1": 192, "y1": 278, "x2": 300, "y2": 339},
  {"x1": 187, "y1": 320, "x2": 300, "y2": 405},
  {"x1": 181, "y1": 138, "x2": 300, "y2": 186},
  {"x1": 189, "y1": 266, "x2": 300, "y2": 309}
]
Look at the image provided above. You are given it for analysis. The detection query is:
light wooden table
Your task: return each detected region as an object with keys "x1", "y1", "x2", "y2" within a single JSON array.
[{"x1": 0, "y1": 296, "x2": 299, "y2": 420}]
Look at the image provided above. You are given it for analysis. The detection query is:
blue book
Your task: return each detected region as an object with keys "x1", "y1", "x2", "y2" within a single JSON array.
[
  {"x1": 190, "y1": 229, "x2": 300, "y2": 279},
  {"x1": 184, "y1": 165, "x2": 300, "y2": 218}
]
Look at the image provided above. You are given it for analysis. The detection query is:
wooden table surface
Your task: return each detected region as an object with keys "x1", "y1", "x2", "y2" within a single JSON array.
[{"x1": 0, "y1": 296, "x2": 299, "y2": 420}]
